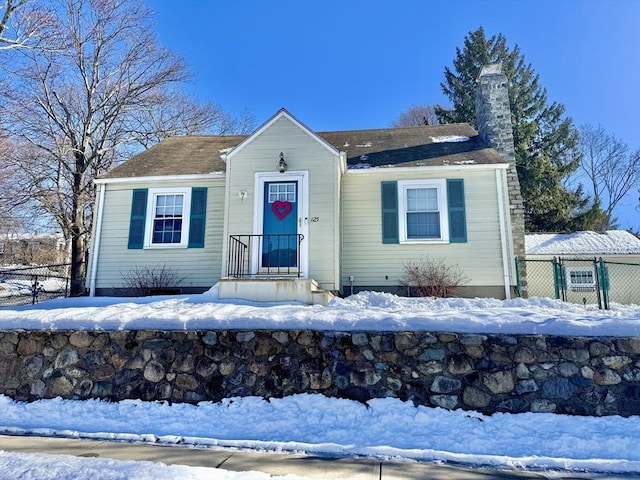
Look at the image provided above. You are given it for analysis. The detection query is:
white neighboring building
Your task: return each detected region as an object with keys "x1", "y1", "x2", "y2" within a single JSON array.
[
  {"x1": 525, "y1": 230, "x2": 640, "y2": 305},
  {"x1": 526, "y1": 230, "x2": 640, "y2": 257}
]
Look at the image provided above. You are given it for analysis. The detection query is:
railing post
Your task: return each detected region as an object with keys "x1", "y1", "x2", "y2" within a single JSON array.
[
  {"x1": 227, "y1": 236, "x2": 232, "y2": 277},
  {"x1": 598, "y1": 257, "x2": 610, "y2": 310},
  {"x1": 297, "y1": 234, "x2": 302, "y2": 278},
  {"x1": 593, "y1": 257, "x2": 603, "y2": 310},
  {"x1": 552, "y1": 257, "x2": 561, "y2": 300}
]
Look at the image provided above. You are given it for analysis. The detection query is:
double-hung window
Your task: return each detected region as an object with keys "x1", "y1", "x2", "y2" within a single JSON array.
[
  {"x1": 128, "y1": 187, "x2": 207, "y2": 250},
  {"x1": 146, "y1": 188, "x2": 191, "y2": 247},
  {"x1": 152, "y1": 193, "x2": 185, "y2": 244},
  {"x1": 398, "y1": 179, "x2": 449, "y2": 243}
]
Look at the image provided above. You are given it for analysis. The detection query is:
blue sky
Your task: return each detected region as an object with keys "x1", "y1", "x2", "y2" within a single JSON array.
[{"x1": 148, "y1": 0, "x2": 640, "y2": 230}]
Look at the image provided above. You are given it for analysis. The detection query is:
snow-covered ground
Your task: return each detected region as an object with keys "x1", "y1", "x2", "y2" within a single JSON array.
[
  {"x1": 1, "y1": 286, "x2": 639, "y2": 336},
  {"x1": 0, "y1": 277, "x2": 67, "y2": 297},
  {"x1": 1, "y1": 288, "x2": 640, "y2": 478},
  {"x1": 0, "y1": 450, "x2": 292, "y2": 480}
]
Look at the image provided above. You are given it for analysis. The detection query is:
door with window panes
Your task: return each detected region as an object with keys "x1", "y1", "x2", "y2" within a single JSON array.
[{"x1": 262, "y1": 181, "x2": 298, "y2": 268}]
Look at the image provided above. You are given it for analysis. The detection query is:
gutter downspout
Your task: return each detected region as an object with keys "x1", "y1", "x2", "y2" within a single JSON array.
[
  {"x1": 89, "y1": 183, "x2": 106, "y2": 297},
  {"x1": 336, "y1": 151, "x2": 346, "y2": 292},
  {"x1": 495, "y1": 169, "x2": 511, "y2": 300}
]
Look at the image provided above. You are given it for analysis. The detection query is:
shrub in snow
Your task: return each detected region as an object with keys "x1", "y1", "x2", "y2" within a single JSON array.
[
  {"x1": 400, "y1": 257, "x2": 468, "y2": 298},
  {"x1": 120, "y1": 264, "x2": 185, "y2": 296}
]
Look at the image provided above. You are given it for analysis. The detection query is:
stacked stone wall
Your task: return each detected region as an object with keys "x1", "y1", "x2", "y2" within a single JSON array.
[{"x1": 1, "y1": 329, "x2": 639, "y2": 416}]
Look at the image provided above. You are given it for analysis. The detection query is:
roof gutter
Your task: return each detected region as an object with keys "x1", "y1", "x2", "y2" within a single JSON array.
[
  {"x1": 345, "y1": 163, "x2": 510, "y2": 175},
  {"x1": 95, "y1": 172, "x2": 225, "y2": 185}
]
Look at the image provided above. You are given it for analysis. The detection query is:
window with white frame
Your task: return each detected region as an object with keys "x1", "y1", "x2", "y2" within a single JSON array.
[
  {"x1": 398, "y1": 179, "x2": 449, "y2": 243},
  {"x1": 145, "y1": 188, "x2": 191, "y2": 248},
  {"x1": 566, "y1": 266, "x2": 596, "y2": 291},
  {"x1": 268, "y1": 183, "x2": 296, "y2": 203}
]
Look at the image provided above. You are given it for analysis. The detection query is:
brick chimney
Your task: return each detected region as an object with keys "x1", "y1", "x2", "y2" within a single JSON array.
[{"x1": 475, "y1": 64, "x2": 527, "y2": 295}]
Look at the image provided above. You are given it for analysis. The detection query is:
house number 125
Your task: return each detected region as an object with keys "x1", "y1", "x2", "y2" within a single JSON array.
[{"x1": 310, "y1": 217, "x2": 320, "y2": 222}]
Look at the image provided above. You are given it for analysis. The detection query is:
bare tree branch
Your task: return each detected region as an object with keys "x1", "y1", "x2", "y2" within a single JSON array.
[
  {"x1": 0, "y1": 0, "x2": 56, "y2": 51},
  {"x1": 126, "y1": 91, "x2": 252, "y2": 149}
]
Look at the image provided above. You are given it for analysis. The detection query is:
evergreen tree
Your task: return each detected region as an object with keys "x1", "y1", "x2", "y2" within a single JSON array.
[{"x1": 437, "y1": 27, "x2": 602, "y2": 232}]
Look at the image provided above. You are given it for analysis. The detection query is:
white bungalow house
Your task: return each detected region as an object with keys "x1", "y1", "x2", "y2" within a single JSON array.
[
  {"x1": 525, "y1": 230, "x2": 640, "y2": 305},
  {"x1": 86, "y1": 65, "x2": 525, "y2": 303}
]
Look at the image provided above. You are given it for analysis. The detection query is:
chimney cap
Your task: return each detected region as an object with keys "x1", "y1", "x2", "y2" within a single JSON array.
[{"x1": 477, "y1": 63, "x2": 503, "y2": 81}]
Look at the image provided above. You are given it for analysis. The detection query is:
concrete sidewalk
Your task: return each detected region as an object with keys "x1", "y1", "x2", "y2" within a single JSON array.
[{"x1": 0, "y1": 434, "x2": 637, "y2": 479}]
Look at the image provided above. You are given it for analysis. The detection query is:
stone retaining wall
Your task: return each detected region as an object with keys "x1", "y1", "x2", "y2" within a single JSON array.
[{"x1": 1, "y1": 329, "x2": 640, "y2": 416}]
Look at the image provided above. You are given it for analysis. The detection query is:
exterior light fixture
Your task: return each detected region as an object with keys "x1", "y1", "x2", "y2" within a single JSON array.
[{"x1": 278, "y1": 152, "x2": 287, "y2": 173}]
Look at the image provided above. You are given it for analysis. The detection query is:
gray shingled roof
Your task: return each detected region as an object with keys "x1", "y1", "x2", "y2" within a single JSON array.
[
  {"x1": 101, "y1": 135, "x2": 244, "y2": 179},
  {"x1": 101, "y1": 124, "x2": 505, "y2": 179},
  {"x1": 319, "y1": 123, "x2": 504, "y2": 168}
]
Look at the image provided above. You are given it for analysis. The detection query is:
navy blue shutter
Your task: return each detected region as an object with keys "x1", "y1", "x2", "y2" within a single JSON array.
[
  {"x1": 128, "y1": 189, "x2": 148, "y2": 249},
  {"x1": 188, "y1": 187, "x2": 207, "y2": 248},
  {"x1": 447, "y1": 179, "x2": 467, "y2": 243},
  {"x1": 381, "y1": 181, "x2": 399, "y2": 244}
]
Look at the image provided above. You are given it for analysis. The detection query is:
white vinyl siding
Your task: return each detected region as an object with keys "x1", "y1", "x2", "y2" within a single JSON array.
[
  {"x1": 88, "y1": 179, "x2": 225, "y2": 291},
  {"x1": 224, "y1": 114, "x2": 341, "y2": 291},
  {"x1": 341, "y1": 168, "x2": 506, "y2": 290}
]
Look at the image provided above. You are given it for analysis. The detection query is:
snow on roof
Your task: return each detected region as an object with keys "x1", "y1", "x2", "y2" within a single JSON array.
[
  {"x1": 429, "y1": 135, "x2": 470, "y2": 143},
  {"x1": 526, "y1": 230, "x2": 640, "y2": 256}
]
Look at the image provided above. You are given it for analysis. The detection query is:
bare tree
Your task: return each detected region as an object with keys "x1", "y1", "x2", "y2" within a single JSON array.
[
  {"x1": 578, "y1": 124, "x2": 640, "y2": 230},
  {"x1": 391, "y1": 104, "x2": 440, "y2": 127},
  {"x1": 1, "y1": 0, "x2": 233, "y2": 294},
  {"x1": 129, "y1": 92, "x2": 255, "y2": 149}
]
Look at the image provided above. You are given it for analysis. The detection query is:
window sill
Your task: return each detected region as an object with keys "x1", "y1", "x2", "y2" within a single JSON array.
[
  {"x1": 143, "y1": 244, "x2": 189, "y2": 250},
  {"x1": 399, "y1": 239, "x2": 449, "y2": 245},
  {"x1": 569, "y1": 286, "x2": 596, "y2": 292}
]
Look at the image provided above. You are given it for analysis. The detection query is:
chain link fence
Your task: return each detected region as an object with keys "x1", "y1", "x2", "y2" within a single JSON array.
[
  {"x1": 0, "y1": 264, "x2": 71, "y2": 307},
  {"x1": 516, "y1": 257, "x2": 640, "y2": 309}
]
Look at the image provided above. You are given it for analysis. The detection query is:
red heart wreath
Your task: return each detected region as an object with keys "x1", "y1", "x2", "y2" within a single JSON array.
[{"x1": 272, "y1": 201, "x2": 292, "y2": 220}]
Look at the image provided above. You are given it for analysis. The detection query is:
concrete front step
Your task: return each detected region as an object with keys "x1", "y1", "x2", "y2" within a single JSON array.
[{"x1": 219, "y1": 278, "x2": 334, "y2": 305}]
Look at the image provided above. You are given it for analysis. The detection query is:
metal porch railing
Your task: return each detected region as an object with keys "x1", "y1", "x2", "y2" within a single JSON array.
[{"x1": 227, "y1": 234, "x2": 304, "y2": 278}]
